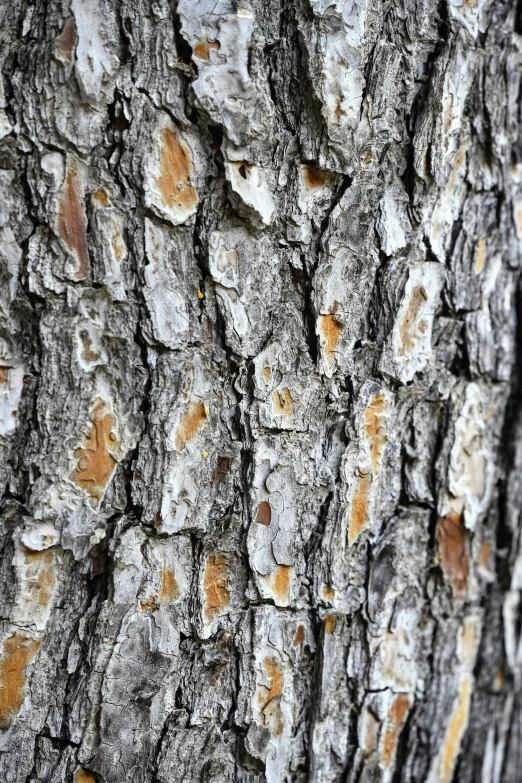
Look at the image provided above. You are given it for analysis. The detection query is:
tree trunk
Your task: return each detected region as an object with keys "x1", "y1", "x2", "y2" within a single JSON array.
[{"x1": 1, "y1": 0, "x2": 522, "y2": 781}]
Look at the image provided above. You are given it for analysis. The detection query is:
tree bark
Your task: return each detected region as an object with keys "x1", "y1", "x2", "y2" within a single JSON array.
[{"x1": 1, "y1": 0, "x2": 522, "y2": 781}]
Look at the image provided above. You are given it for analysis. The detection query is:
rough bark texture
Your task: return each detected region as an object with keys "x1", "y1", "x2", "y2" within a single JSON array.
[{"x1": 1, "y1": 0, "x2": 522, "y2": 781}]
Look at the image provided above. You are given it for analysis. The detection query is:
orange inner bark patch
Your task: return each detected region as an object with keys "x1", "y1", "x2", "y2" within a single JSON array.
[
  {"x1": 57, "y1": 167, "x2": 90, "y2": 280},
  {"x1": 193, "y1": 39, "x2": 220, "y2": 60},
  {"x1": 111, "y1": 231, "x2": 125, "y2": 260},
  {"x1": 56, "y1": 17, "x2": 76, "y2": 61},
  {"x1": 262, "y1": 366, "x2": 271, "y2": 383},
  {"x1": 157, "y1": 127, "x2": 198, "y2": 213},
  {"x1": 273, "y1": 565, "x2": 291, "y2": 601},
  {"x1": 348, "y1": 473, "x2": 370, "y2": 545},
  {"x1": 382, "y1": 693, "x2": 410, "y2": 768},
  {"x1": 364, "y1": 393, "x2": 387, "y2": 473},
  {"x1": 159, "y1": 567, "x2": 178, "y2": 602},
  {"x1": 256, "y1": 500, "x2": 272, "y2": 527},
  {"x1": 203, "y1": 554, "x2": 230, "y2": 622},
  {"x1": 293, "y1": 625, "x2": 305, "y2": 646},
  {"x1": 259, "y1": 657, "x2": 284, "y2": 736},
  {"x1": 399, "y1": 286, "x2": 427, "y2": 355},
  {"x1": 175, "y1": 401, "x2": 207, "y2": 450},
  {"x1": 94, "y1": 187, "x2": 108, "y2": 205},
  {"x1": 74, "y1": 770, "x2": 97, "y2": 783},
  {"x1": 324, "y1": 614, "x2": 337, "y2": 634},
  {"x1": 0, "y1": 634, "x2": 41, "y2": 728},
  {"x1": 440, "y1": 676, "x2": 471, "y2": 783},
  {"x1": 480, "y1": 541, "x2": 491, "y2": 569},
  {"x1": 23, "y1": 549, "x2": 55, "y2": 609},
  {"x1": 79, "y1": 330, "x2": 100, "y2": 364},
  {"x1": 320, "y1": 314, "x2": 344, "y2": 357},
  {"x1": 0, "y1": 367, "x2": 6, "y2": 384},
  {"x1": 70, "y1": 399, "x2": 119, "y2": 503},
  {"x1": 303, "y1": 165, "x2": 326, "y2": 189},
  {"x1": 272, "y1": 388, "x2": 294, "y2": 421},
  {"x1": 323, "y1": 585, "x2": 335, "y2": 601},
  {"x1": 475, "y1": 236, "x2": 486, "y2": 274},
  {"x1": 437, "y1": 511, "x2": 470, "y2": 597}
]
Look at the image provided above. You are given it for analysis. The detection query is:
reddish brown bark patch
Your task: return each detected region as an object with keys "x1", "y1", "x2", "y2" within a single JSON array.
[
  {"x1": 320, "y1": 313, "x2": 344, "y2": 356},
  {"x1": 324, "y1": 614, "x2": 337, "y2": 634},
  {"x1": 57, "y1": 165, "x2": 90, "y2": 280},
  {"x1": 203, "y1": 554, "x2": 230, "y2": 622},
  {"x1": 0, "y1": 634, "x2": 41, "y2": 727},
  {"x1": 303, "y1": 165, "x2": 327, "y2": 189},
  {"x1": 437, "y1": 511, "x2": 470, "y2": 597},
  {"x1": 157, "y1": 127, "x2": 198, "y2": 213},
  {"x1": 175, "y1": 401, "x2": 207, "y2": 450},
  {"x1": 293, "y1": 624, "x2": 305, "y2": 646},
  {"x1": 322, "y1": 585, "x2": 335, "y2": 602},
  {"x1": 56, "y1": 17, "x2": 76, "y2": 61},
  {"x1": 70, "y1": 399, "x2": 119, "y2": 503},
  {"x1": 382, "y1": 693, "x2": 410, "y2": 768},
  {"x1": 256, "y1": 500, "x2": 272, "y2": 526},
  {"x1": 193, "y1": 39, "x2": 220, "y2": 61}
]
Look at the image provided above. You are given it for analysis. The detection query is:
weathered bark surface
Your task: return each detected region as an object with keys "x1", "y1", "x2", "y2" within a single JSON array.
[{"x1": 1, "y1": 0, "x2": 522, "y2": 781}]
